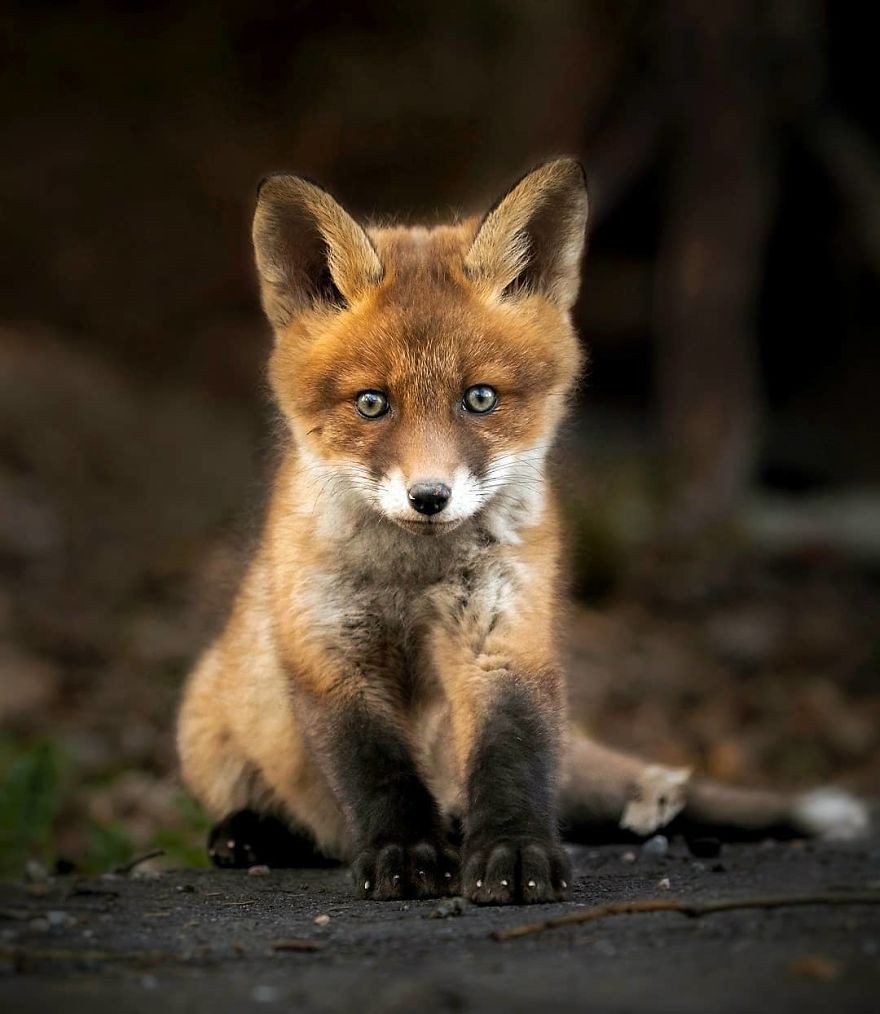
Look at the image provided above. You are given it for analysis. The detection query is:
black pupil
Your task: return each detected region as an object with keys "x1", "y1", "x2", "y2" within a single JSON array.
[
  {"x1": 468, "y1": 386, "x2": 495, "y2": 411},
  {"x1": 359, "y1": 392, "x2": 385, "y2": 415}
]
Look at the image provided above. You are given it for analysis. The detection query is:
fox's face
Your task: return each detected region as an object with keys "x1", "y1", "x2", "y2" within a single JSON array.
[{"x1": 254, "y1": 160, "x2": 588, "y2": 536}]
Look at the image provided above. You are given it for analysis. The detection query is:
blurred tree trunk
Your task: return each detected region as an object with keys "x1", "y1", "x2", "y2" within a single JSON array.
[{"x1": 655, "y1": 1, "x2": 777, "y2": 535}]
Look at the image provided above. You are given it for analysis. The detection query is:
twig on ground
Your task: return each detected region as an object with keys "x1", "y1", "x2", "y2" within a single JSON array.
[
  {"x1": 114, "y1": 850, "x2": 165, "y2": 875},
  {"x1": 491, "y1": 891, "x2": 880, "y2": 941},
  {"x1": 271, "y1": 938, "x2": 324, "y2": 952}
]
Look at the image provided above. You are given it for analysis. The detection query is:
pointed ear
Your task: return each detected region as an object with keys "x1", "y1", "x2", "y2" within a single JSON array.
[
  {"x1": 465, "y1": 158, "x2": 588, "y2": 310},
  {"x1": 252, "y1": 175, "x2": 383, "y2": 329}
]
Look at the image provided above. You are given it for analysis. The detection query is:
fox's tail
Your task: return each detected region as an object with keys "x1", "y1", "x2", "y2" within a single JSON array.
[{"x1": 559, "y1": 728, "x2": 869, "y2": 843}]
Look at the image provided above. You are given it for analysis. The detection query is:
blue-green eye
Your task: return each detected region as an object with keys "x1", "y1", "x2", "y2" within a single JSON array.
[
  {"x1": 355, "y1": 390, "x2": 389, "y2": 419},
  {"x1": 463, "y1": 384, "x2": 498, "y2": 414}
]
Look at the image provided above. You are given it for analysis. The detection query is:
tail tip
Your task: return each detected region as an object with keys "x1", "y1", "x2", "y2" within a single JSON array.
[{"x1": 792, "y1": 788, "x2": 870, "y2": 840}]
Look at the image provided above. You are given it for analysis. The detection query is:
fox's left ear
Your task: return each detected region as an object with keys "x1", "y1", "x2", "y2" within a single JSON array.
[
  {"x1": 465, "y1": 158, "x2": 588, "y2": 310},
  {"x1": 252, "y1": 175, "x2": 383, "y2": 330}
]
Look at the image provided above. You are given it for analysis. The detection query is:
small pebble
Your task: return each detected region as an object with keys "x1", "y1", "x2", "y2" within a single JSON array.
[
  {"x1": 687, "y1": 837, "x2": 722, "y2": 859},
  {"x1": 640, "y1": 834, "x2": 669, "y2": 860},
  {"x1": 132, "y1": 868, "x2": 162, "y2": 880},
  {"x1": 429, "y1": 897, "x2": 467, "y2": 919},
  {"x1": 141, "y1": 975, "x2": 159, "y2": 990},
  {"x1": 252, "y1": 984, "x2": 280, "y2": 1004},
  {"x1": 46, "y1": 910, "x2": 73, "y2": 928},
  {"x1": 175, "y1": 884, "x2": 196, "y2": 893},
  {"x1": 657, "y1": 877, "x2": 671, "y2": 890},
  {"x1": 248, "y1": 865, "x2": 271, "y2": 877},
  {"x1": 621, "y1": 851, "x2": 637, "y2": 864},
  {"x1": 24, "y1": 860, "x2": 49, "y2": 884},
  {"x1": 313, "y1": 914, "x2": 331, "y2": 926}
]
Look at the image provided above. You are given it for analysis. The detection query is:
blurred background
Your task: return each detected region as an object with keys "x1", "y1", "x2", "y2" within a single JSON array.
[{"x1": 1, "y1": 0, "x2": 878, "y2": 876}]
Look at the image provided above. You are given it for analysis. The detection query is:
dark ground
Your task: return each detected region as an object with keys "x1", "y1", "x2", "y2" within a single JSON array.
[{"x1": 2, "y1": 836, "x2": 878, "y2": 1014}]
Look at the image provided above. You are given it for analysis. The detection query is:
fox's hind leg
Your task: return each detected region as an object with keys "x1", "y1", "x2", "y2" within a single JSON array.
[
  {"x1": 207, "y1": 809, "x2": 337, "y2": 869},
  {"x1": 560, "y1": 727, "x2": 869, "y2": 842},
  {"x1": 177, "y1": 650, "x2": 341, "y2": 869}
]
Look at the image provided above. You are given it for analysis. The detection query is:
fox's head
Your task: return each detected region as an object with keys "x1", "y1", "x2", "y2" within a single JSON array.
[{"x1": 253, "y1": 159, "x2": 588, "y2": 538}]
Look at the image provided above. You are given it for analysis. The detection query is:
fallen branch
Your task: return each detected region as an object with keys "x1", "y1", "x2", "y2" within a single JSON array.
[
  {"x1": 491, "y1": 891, "x2": 880, "y2": 942},
  {"x1": 115, "y1": 849, "x2": 165, "y2": 875}
]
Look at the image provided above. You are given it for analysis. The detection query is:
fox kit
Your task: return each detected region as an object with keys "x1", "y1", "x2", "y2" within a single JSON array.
[{"x1": 178, "y1": 159, "x2": 867, "y2": 904}]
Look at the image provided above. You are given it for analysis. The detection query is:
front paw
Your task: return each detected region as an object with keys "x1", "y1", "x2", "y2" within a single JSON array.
[
  {"x1": 352, "y1": 840, "x2": 459, "y2": 900},
  {"x1": 462, "y1": 837, "x2": 570, "y2": 905}
]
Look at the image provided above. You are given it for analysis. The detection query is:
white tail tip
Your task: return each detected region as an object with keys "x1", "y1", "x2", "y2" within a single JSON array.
[{"x1": 792, "y1": 789, "x2": 869, "y2": 840}]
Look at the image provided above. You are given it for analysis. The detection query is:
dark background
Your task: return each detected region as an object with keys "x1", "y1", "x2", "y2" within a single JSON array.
[{"x1": 1, "y1": 0, "x2": 878, "y2": 875}]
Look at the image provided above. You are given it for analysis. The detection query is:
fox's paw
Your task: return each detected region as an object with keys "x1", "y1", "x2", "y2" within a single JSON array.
[
  {"x1": 352, "y1": 840, "x2": 459, "y2": 901},
  {"x1": 462, "y1": 838, "x2": 570, "y2": 905},
  {"x1": 208, "y1": 811, "x2": 263, "y2": 868},
  {"x1": 207, "y1": 810, "x2": 333, "y2": 869}
]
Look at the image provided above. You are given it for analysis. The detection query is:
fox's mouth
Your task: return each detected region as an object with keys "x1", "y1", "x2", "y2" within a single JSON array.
[{"x1": 388, "y1": 515, "x2": 466, "y2": 536}]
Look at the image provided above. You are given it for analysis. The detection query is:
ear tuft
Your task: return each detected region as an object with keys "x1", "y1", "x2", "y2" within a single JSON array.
[
  {"x1": 465, "y1": 158, "x2": 589, "y2": 310},
  {"x1": 252, "y1": 176, "x2": 383, "y2": 330}
]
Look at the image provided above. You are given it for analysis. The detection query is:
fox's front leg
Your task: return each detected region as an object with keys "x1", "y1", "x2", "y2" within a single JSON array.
[
  {"x1": 433, "y1": 584, "x2": 570, "y2": 906},
  {"x1": 292, "y1": 676, "x2": 457, "y2": 901},
  {"x1": 459, "y1": 669, "x2": 570, "y2": 904}
]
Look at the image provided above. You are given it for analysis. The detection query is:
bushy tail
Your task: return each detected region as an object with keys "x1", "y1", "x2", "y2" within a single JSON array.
[{"x1": 559, "y1": 728, "x2": 869, "y2": 843}]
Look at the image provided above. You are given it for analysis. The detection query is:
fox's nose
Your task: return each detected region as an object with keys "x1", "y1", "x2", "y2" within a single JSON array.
[{"x1": 407, "y1": 481, "x2": 451, "y2": 516}]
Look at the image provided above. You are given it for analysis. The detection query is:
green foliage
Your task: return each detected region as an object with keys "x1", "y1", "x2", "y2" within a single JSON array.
[
  {"x1": 0, "y1": 740, "x2": 64, "y2": 878},
  {"x1": 0, "y1": 736, "x2": 213, "y2": 877},
  {"x1": 150, "y1": 793, "x2": 211, "y2": 869},
  {"x1": 86, "y1": 820, "x2": 134, "y2": 872}
]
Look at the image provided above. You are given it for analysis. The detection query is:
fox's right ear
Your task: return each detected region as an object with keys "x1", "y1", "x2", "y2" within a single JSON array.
[
  {"x1": 465, "y1": 158, "x2": 588, "y2": 311},
  {"x1": 252, "y1": 175, "x2": 383, "y2": 329}
]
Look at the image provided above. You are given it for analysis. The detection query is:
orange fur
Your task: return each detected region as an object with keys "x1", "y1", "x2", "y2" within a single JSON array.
[{"x1": 178, "y1": 159, "x2": 867, "y2": 900}]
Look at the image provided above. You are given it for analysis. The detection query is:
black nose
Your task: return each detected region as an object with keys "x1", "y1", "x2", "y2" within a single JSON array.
[{"x1": 407, "y1": 481, "x2": 451, "y2": 516}]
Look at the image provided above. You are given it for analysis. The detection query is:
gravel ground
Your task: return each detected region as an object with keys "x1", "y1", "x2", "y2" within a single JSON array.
[{"x1": 2, "y1": 837, "x2": 879, "y2": 1014}]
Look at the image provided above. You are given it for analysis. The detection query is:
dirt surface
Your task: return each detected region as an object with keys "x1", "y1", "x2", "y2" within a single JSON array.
[{"x1": 2, "y1": 837, "x2": 878, "y2": 1013}]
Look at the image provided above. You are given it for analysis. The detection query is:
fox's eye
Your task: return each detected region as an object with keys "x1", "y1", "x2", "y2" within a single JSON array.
[
  {"x1": 355, "y1": 390, "x2": 389, "y2": 419},
  {"x1": 463, "y1": 384, "x2": 498, "y2": 414}
]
